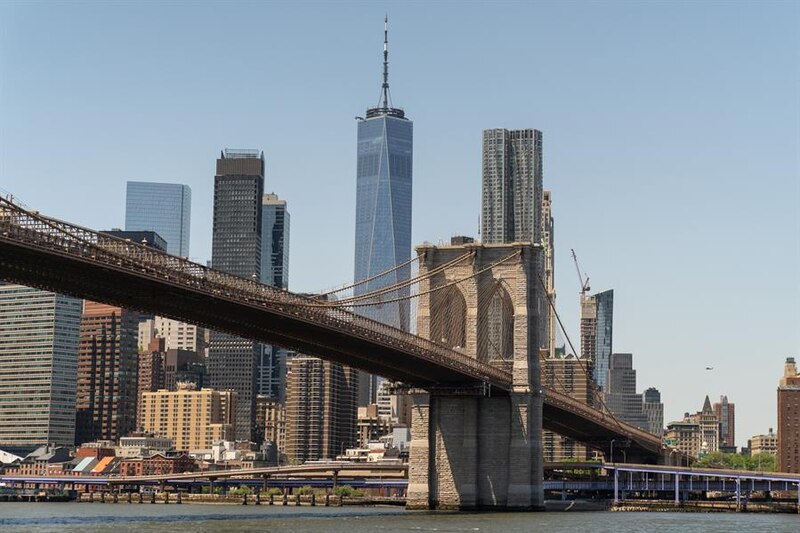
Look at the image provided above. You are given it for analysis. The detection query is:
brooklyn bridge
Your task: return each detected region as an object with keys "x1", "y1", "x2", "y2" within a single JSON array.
[{"x1": 0, "y1": 196, "x2": 677, "y2": 510}]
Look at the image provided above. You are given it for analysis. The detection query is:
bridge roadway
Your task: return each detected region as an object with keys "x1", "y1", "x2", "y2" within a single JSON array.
[{"x1": 0, "y1": 199, "x2": 663, "y2": 459}]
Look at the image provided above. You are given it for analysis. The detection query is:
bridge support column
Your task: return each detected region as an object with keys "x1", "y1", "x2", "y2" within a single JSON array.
[
  {"x1": 407, "y1": 390, "x2": 543, "y2": 511},
  {"x1": 408, "y1": 242, "x2": 544, "y2": 511}
]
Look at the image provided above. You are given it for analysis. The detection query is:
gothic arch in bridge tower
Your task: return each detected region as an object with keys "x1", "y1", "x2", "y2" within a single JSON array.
[
  {"x1": 478, "y1": 279, "x2": 514, "y2": 364},
  {"x1": 429, "y1": 285, "x2": 467, "y2": 352}
]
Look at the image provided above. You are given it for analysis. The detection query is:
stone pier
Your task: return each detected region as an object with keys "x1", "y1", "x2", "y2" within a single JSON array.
[{"x1": 407, "y1": 242, "x2": 544, "y2": 511}]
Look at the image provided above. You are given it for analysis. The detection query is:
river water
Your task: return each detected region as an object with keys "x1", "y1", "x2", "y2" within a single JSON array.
[{"x1": 0, "y1": 503, "x2": 797, "y2": 532}]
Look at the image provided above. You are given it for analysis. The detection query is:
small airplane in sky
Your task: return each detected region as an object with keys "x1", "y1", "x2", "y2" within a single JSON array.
[{"x1": 705, "y1": 367, "x2": 714, "y2": 371}]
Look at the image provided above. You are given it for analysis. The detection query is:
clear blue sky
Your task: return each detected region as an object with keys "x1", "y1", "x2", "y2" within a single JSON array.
[{"x1": 2, "y1": 1, "x2": 798, "y2": 444}]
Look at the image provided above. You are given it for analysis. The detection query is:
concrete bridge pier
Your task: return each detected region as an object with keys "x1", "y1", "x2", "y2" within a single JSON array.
[{"x1": 407, "y1": 390, "x2": 544, "y2": 511}]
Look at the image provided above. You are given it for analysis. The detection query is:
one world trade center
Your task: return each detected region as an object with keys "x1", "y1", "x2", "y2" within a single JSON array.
[{"x1": 353, "y1": 17, "x2": 413, "y2": 405}]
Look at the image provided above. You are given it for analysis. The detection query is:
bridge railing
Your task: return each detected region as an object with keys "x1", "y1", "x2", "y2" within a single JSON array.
[{"x1": 0, "y1": 198, "x2": 511, "y2": 387}]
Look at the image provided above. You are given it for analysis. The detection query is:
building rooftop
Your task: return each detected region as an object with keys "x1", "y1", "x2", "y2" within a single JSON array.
[{"x1": 222, "y1": 148, "x2": 261, "y2": 159}]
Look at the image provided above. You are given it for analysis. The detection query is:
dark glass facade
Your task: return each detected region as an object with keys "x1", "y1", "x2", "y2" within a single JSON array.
[
  {"x1": 594, "y1": 289, "x2": 614, "y2": 391},
  {"x1": 208, "y1": 149, "x2": 264, "y2": 442},
  {"x1": 257, "y1": 193, "x2": 290, "y2": 400},
  {"x1": 261, "y1": 194, "x2": 290, "y2": 290}
]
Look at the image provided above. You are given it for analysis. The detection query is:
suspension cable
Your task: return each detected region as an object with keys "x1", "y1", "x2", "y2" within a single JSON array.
[
  {"x1": 291, "y1": 251, "x2": 521, "y2": 309},
  {"x1": 325, "y1": 251, "x2": 472, "y2": 305},
  {"x1": 314, "y1": 254, "x2": 420, "y2": 297}
]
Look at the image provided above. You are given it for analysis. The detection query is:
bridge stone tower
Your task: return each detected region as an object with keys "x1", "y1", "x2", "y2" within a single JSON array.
[{"x1": 407, "y1": 241, "x2": 544, "y2": 510}]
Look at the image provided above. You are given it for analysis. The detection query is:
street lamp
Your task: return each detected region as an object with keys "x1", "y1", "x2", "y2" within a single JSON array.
[
  {"x1": 621, "y1": 449, "x2": 627, "y2": 464},
  {"x1": 610, "y1": 439, "x2": 617, "y2": 464}
]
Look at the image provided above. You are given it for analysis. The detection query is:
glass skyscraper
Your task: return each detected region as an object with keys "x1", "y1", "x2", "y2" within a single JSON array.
[
  {"x1": 353, "y1": 18, "x2": 413, "y2": 404},
  {"x1": 261, "y1": 193, "x2": 290, "y2": 290},
  {"x1": 593, "y1": 289, "x2": 614, "y2": 391},
  {"x1": 258, "y1": 193, "x2": 290, "y2": 400},
  {"x1": 125, "y1": 181, "x2": 191, "y2": 257},
  {"x1": 208, "y1": 149, "x2": 264, "y2": 442},
  {"x1": 0, "y1": 284, "x2": 82, "y2": 451}
]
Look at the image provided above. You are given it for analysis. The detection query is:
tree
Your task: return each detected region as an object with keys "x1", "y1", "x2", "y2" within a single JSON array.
[{"x1": 694, "y1": 452, "x2": 776, "y2": 472}]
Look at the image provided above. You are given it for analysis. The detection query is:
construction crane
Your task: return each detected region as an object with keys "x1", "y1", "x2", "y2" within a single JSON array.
[{"x1": 570, "y1": 248, "x2": 591, "y2": 296}]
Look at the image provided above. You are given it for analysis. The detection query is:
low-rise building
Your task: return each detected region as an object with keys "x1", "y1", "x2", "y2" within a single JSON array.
[
  {"x1": 357, "y1": 404, "x2": 393, "y2": 448},
  {"x1": 118, "y1": 452, "x2": 195, "y2": 476},
  {"x1": 665, "y1": 419, "x2": 702, "y2": 458},
  {"x1": 75, "y1": 441, "x2": 116, "y2": 459},
  {"x1": 117, "y1": 434, "x2": 174, "y2": 458},
  {"x1": 2, "y1": 446, "x2": 73, "y2": 477},
  {"x1": 750, "y1": 428, "x2": 778, "y2": 456}
]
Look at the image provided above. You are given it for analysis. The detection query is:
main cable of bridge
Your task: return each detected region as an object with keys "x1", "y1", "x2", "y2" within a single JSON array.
[
  {"x1": 311, "y1": 250, "x2": 473, "y2": 306},
  {"x1": 313, "y1": 253, "x2": 420, "y2": 298},
  {"x1": 533, "y1": 268, "x2": 628, "y2": 434}
]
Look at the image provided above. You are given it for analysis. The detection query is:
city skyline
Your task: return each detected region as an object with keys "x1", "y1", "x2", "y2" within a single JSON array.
[{"x1": 1, "y1": 2, "x2": 797, "y2": 442}]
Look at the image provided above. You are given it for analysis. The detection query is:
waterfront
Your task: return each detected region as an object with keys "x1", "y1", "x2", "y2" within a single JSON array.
[{"x1": 0, "y1": 504, "x2": 798, "y2": 533}]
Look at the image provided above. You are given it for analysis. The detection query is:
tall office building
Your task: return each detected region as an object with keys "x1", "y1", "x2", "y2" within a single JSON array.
[
  {"x1": 261, "y1": 193, "x2": 290, "y2": 290},
  {"x1": 642, "y1": 387, "x2": 665, "y2": 437},
  {"x1": 353, "y1": 18, "x2": 413, "y2": 405},
  {"x1": 603, "y1": 353, "x2": 648, "y2": 431},
  {"x1": 0, "y1": 285, "x2": 82, "y2": 450},
  {"x1": 257, "y1": 193, "x2": 290, "y2": 400},
  {"x1": 593, "y1": 290, "x2": 613, "y2": 390},
  {"x1": 481, "y1": 129, "x2": 543, "y2": 244},
  {"x1": 75, "y1": 302, "x2": 139, "y2": 444},
  {"x1": 579, "y1": 295, "x2": 597, "y2": 362},
  {"x1": 284, "y1": 355, "x2": 358, "y2": 462},
  {"x1": 580, "y1": 289, "x2": 614, "y2": 390},
  {"x1": 713, "y1": 395, "x2": 735, "y2": 449},
  {"x1": 480, "y1": 127, "x2": 547, "y2": 353},
  {"x1": 778, "y1": 357, "x2": 800, "y2": 472},
  {"x1": 125, "y1": 181, "x2": 191, "y2": 257},
  {"x1": 208, "y1": 149, "x2": 264, "y2": 442}
]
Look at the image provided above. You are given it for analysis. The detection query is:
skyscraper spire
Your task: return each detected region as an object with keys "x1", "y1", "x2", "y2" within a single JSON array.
[
  {"x1": 365, "y1": 15, "x2": 404, "y2": 120},
  {"x1": 381, "y1": 15, "x2": 390, "y2": 110}
]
